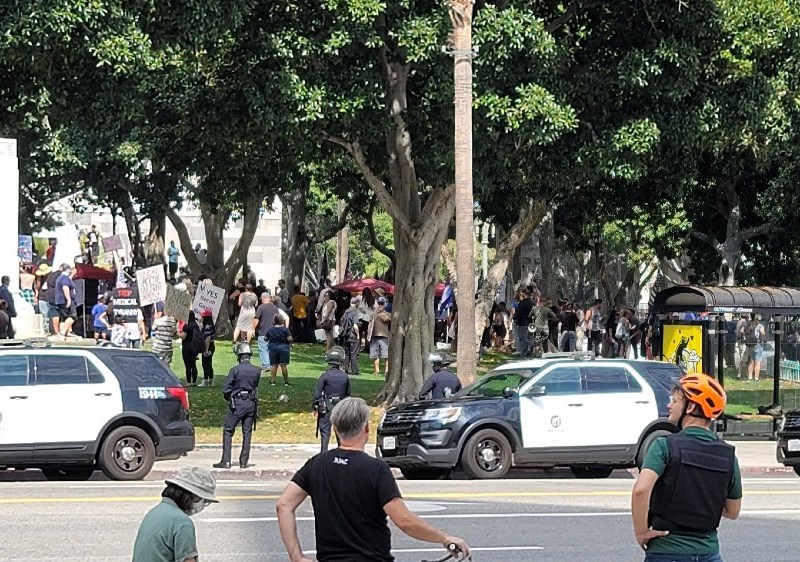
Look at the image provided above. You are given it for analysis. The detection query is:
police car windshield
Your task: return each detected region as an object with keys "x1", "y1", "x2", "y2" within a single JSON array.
[{"x1": 457, "y1": 369, "x2": 538, "y2": 398}]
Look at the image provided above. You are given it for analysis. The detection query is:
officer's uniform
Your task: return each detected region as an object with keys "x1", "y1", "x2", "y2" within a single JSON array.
[
  {"x1": 219, "y1": 356, "x2": 261, "y2": 467},
  {"x1": 313, "y1": 364, "x2": 352, "y2": 452},
  {"x1": 419, "y1": 368, "x2": 461, "y2": 400}
]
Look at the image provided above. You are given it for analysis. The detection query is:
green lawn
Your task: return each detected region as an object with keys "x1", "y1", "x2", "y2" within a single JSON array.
[{"x1": 161, "y1": 341, "x2": 387, "y2": 443}]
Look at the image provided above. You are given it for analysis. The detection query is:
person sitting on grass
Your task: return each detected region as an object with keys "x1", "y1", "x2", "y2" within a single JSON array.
[{"x1": 267, "y1": 313, "x2": 293, "y2": 386}]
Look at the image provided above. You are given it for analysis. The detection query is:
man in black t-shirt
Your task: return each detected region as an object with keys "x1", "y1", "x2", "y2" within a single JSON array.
[
  {"x1": 558, "y1": 303, "x2": 580, "y2": 352},
  {"x1": 277, "y1": 397, "x2": 471, "y2": 562},
  {"x1": 513, "y1": 289, "x2": 534, "y2": 355}
]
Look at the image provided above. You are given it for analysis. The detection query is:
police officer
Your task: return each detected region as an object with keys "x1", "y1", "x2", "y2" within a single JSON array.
[
  {"x1": 213, "y1": 342, "x2": 261, "y2": 469},
  {"x1": 313, "y1": 346, "x2": 352, "y2": 452},
  {"x1": 418, "y1": 352, "x2": 461, "y2": 400}
]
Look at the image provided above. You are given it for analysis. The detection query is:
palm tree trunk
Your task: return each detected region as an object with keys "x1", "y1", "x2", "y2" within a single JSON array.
[{"x1": 451, "y1": 0, "x2": 476, "y2": 385}]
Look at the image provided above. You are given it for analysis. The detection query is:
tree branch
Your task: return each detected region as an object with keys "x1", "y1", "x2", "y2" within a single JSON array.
[
  {"x1": 362, "y1": 197, "x2": 396, "y2": 262},
  {"x1": 308, "y1": 203, "x2": 352, "y2": 245},
  {"x1": 165, "y1": 205, "x2": 202, "y2": 275},
  {"x1": 223, "y1": 196, "x2": 262, "y2": 273},
  {"x1": 738, "y1": 222, "x2": 771, "y2": 242},
  {"x1": 322, "y1": 132, "x2": 412, "y2": 232},
  {"x1": 690, "y1": 229, "x2": 722, "y2": 252}
]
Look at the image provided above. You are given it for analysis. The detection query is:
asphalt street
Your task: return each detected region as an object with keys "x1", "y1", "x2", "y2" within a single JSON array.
[{"x1": 1, "y1": 476, "x2": 799, "y2": 561}]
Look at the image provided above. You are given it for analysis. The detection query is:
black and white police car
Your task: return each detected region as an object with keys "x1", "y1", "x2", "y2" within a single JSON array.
[
  {"x1": 376, "y1": 354, "x2": 683, "y2": 479},
  {"x1": 0, "y1": 341, "x2": 194, "y2": 480},
  {"x1": 776, "y1": 409, "x2": 800, "y2": 476}
]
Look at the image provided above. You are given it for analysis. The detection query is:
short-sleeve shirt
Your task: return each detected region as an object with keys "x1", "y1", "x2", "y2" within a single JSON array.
[
  {"x1": 291, "y1": 294, "x2": 309, "y2": 319},
  {"x1": 292, "y1": 449, "x2": 402, "y2": 561},
  {"x1": 202, "y1": 322, "x2": 216, "y2": 342},
  {"x1": 91, "y1": 303, "x2": 108, "y2": 328},
  {"x1": 255, "y1": 303, "x2": 280, "y2": 337},
  {"x1": 152, "y1": 316, "x2": 177, "y2": 354},
  {"x1": 132, "y1": 497, "x2": 198, "y2": 562},
  {"x1": 54, "y1": 274, "x2": 75, "y2": 306},
  {"x1": 266, "y1": 325, "x2": 291, "y2": 345},
  {"x1": 642, "y1": 427, "x2": 742, "y2": 554}
]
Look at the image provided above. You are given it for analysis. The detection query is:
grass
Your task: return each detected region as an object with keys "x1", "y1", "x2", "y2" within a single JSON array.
[{"x1": 161, "y1": 341, "x2": 387, "y2": 443}]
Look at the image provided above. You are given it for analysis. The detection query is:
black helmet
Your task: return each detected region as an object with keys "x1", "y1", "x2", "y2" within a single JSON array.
[
  {"x1": 429, "y1": 352, "x2": 454, "y2": 367},
  {"x1": 234, "y1": 342, "x2": 252, "y2": 358},
  {"x1": 326, "y1": 346, "x2": 346, "y2": 365}
]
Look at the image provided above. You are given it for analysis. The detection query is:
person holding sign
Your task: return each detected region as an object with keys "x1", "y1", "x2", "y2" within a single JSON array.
[
  {"x1": 179, "y1": 311, "x2": 202, "y2": 387},
  {"x1": 198, "y1": 309, "x2": 217, "y2": 387}
]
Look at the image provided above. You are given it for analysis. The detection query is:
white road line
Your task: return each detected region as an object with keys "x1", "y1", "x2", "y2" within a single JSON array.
[
  {"x1": 303, "y1": 546, "x2": 544, "y2": 554},
  {"x1": 201, "y1": 508, "x2": 800, "y2": 524}
]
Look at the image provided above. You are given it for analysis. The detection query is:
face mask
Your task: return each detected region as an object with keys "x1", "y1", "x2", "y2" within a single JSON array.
[{"x1": 187, "y1": 499, "x2": 209, "y2": 516}]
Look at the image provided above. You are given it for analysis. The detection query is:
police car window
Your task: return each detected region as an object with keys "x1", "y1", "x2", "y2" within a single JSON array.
[
  {"x1": 582, "y1": 367, "x2": 641, "y2": 393},
  {"x1": 533, "y1": 367, "x2": 581, "y2": 395},
  {"x1": 0, "y1": 355, "x2": 30, "y2": 386},
  {"x1": 109, "y1": 354, "x2": 176, "y2": 389},
  {"x1": 35, "y1": 356, "x2": 89, "y2": 385},
  {"x1": 87, "y1": 360, "x2": 105, "y2": 384},
  {"x1": 460, "y1": 371, "x2": 532, "y2": 397}
]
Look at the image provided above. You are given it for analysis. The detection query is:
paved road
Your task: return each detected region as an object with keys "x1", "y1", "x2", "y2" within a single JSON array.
[{"x1": 1, "y1": 476, "x2": 799, "y2": 561}]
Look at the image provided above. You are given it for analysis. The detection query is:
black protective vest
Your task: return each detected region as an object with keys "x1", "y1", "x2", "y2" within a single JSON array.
[{"x1": 649, "y1": 432, "x2": 735, "y2": 535}]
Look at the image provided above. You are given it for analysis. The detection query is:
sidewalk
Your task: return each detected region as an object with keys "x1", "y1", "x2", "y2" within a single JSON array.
[{"x1": 146, "y1": 441, "x2": 794, "y2": 480}]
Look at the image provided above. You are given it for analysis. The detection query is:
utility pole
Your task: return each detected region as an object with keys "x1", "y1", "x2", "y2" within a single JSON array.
[{"x1": 449, "y1": 0, "x2": 477, "y2": 384}]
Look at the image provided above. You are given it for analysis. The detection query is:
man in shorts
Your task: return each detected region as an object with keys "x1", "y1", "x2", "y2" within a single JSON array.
[
  {"x1": 277, "y1": 397, "x2": 470, "y2": 561},
  {"x1": 370, "y1": 297, "x2": 391, "y2": 377}
]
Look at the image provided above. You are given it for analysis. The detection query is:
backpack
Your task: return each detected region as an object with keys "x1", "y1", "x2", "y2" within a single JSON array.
[
  {"x1": 744, "y1": 321, "x2": 761, "y2": 345},
  {"x1": 189, "y1": 323, "x2": 206, "y2": 354},
  {"x1": 338, "y1": 310, "x2": 356, "y2": 344}
]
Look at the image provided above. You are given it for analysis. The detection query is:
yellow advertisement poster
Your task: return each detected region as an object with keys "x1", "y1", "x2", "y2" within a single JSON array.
[{"x1": 662, "y1": 324, "x2": 704, "y2": 374}]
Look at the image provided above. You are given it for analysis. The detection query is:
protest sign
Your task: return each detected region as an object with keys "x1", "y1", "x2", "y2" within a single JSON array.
[
  {"x1": 102, "y1": 234, "x2": 123, "y2": 253},
  {"x1": 136, "y1": 265, "x2": 167, "y2": 306},
  {"x1": 111, "y1": 287, "x2": 140, "y2": 324},
  {"x1": 17, "y1": 235, "x2": 33, "y2": 263},
  {"x1": 164, "y1": 284, "x2": 192, "y2": 323},
  {"x1": 192, "y1": 282, "x2": 225, "y2": 322}
]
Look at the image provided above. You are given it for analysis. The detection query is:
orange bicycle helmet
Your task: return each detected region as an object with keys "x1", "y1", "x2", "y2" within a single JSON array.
[{"x1": 678, "y1": 373, "x2": 726, "y2": 419}]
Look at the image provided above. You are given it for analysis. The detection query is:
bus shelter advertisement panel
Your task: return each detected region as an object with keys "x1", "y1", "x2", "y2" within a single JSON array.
[{"x1": 662, "y1": 324, "x2": 704, "y2": 374}]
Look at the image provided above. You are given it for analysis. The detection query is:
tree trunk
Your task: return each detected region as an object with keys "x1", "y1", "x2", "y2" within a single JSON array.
[
  {"x1": 336, "y1": 199, "x2": 349, "y2": 282},
  {"x1": 166, "y1": 193, "x2": 263, "y2": 337},
  {"x1": 451, "y1": 0, "x2": 477, "y2": 385},
  {"x1": 380, "y1": 215, "x2": 452, "y2": 403},
  {"x1": 539, "y1": 210, "x2": 555, "y2": 299},
  {"x1": 474, "y1": 197, "x2": 547, "y2": 345},
  {"x1": 144, "y1": 210, "x2": 166, "y2": 267},
  {"x1": 280, "y1": 188, "x2": 310, "y2": 290},
  {"x1": 115, "y1": 186, "x2": 146, "y2": 268}
]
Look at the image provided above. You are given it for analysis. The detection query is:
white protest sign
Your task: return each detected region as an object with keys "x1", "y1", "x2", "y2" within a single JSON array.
[
  {"x1": 136, "y1": 265, "x2": 167, "y2": 306},
  {"x1": 192, "y1": 282, "x2": 225, "y2": 322},
  {"x1": 164, "y1": 284, "x2": 192, "y2": 323}
]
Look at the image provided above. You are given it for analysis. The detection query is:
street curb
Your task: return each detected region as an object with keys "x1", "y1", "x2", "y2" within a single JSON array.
[{"x1": 145, "y1": 465, "x2": 796, "y2": 481}]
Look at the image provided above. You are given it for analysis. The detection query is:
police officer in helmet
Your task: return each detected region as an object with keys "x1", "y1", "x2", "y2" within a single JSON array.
[
  {"x1": 213, "y1": 342, "x2": 261, "y2": 469},
  {"x1": 419, "y1": 352, "x2": 462, "y2": 400},
  {"x1": 632, "y1": 373, "x2": 742, "y2": 559},
  {"x1": 313, "y1": 346, "x2": 352, "y2": 452}
]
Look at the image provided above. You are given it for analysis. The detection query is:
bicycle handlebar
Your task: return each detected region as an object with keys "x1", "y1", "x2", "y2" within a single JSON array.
[{"x1": 420, "y1": 543, "x2": 471, "y2": 562}]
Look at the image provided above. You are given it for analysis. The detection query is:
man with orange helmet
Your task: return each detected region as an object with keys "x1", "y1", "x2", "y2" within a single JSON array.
[{"x1": 631, "y1": 373, "x2": 742, "y2": 562}]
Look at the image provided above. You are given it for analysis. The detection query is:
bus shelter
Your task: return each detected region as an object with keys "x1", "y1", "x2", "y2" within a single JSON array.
[{"x1": 651, "y1": 285, "x2": 800, "y2": 420}]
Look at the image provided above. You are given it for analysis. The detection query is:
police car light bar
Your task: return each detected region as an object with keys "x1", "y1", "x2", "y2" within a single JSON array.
[{"x1": 541, "y1": 351, "x2": 595, "y2": 360}]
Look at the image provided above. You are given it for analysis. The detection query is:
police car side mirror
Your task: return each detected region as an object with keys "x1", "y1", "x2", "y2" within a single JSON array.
[
  {"x1": 501, "y1": 386, "x2": 516, "y2": 399},
  {"x1": 528, "y1": 385, "x2": 547, "y2": 397}
]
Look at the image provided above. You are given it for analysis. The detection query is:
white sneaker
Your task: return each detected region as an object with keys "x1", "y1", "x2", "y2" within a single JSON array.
[{"x1": 197, "y1": 380, "x2": 206, "y2": 387}]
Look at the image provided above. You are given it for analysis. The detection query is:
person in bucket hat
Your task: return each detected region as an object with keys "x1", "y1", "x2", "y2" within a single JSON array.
[{"x1": 132, "y1": 466, "x2": 218, "y2": 562}]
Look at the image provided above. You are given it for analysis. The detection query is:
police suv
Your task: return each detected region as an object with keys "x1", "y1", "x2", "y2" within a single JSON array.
[
  {"x1": 376, "y1": 354, "x2": 682, "y2": 479},
  {"x1": 776, "y1": 409, "x2": 800, "y2": 476},
  {"x1": 0, "y1": 341, "x2": 194, "y2": 480}
]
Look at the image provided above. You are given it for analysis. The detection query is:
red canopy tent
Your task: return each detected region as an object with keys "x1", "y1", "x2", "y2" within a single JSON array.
[
  {"x1": 332, "y1": 278, "x2": 395, "y2": 294},
  {"x1": 74, "y1": 262, "x2": 115, "y2": 281}
]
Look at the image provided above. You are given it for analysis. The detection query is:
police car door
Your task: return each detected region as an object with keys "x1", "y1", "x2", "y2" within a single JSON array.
[
  {"x1": 578, "y1": 365, "x2": 658, "y2": 447},
  {"x1": 30, "y1": 352, "x2": 122, "y2": 446},
  {"x1": 0, "y1": 353, "x2": 35, "y2": 461},
  {"x1": 518, "y1": 365, "x2": 585, "y2": 448}
]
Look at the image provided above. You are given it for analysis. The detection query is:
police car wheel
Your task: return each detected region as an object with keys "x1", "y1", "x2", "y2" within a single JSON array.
[
  {"x1": 569, "y1": 466, "x2": 613, "y2": 479},
  {"x1": 636, "y1": 429, "x2": 673, "y2": 469},
  {"x1": 99, "y1": 426, "x2": 155, "y2": 481},
  {"x1": 41, "y1": 467, "x2": 95, "y2": 481},
  {"x1": 461, "y1": 429, "x2": 511, "y2": 479},
  {"x1": 400, "y1": 468, "x2": 447, "y2": 480}
]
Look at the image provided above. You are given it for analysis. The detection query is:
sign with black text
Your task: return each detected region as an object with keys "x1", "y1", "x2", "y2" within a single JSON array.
[
  {"x1": 192, "y1": 282, "x2": 225, "y2": 322},
  {"x1": 136, "y1": 265, "x2": 167, "y2": 306},
  {"x1": 164, "y1": 284, "x2": 192, "y2": 323},
  {"x1": 111, "y1": 287, "x2": 140, "y2": 324}
]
